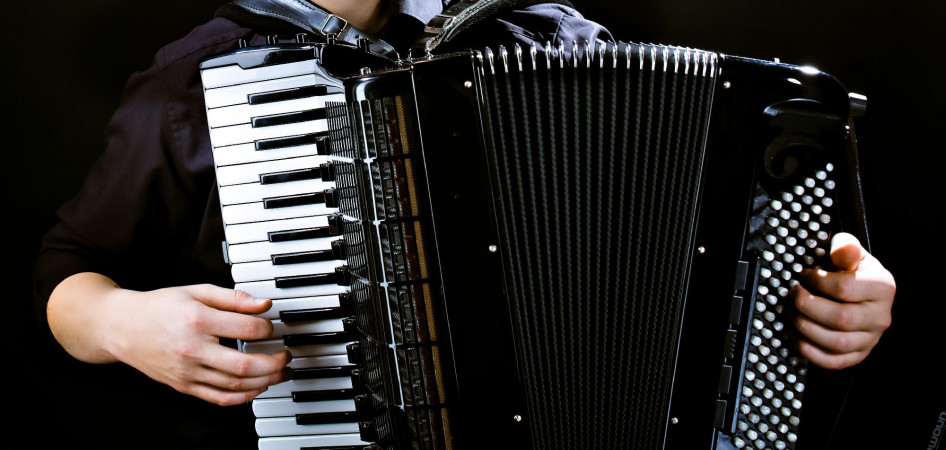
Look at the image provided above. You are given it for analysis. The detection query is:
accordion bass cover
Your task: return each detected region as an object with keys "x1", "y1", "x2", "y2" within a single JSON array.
[{"x1": 200, "y1": 39, "x2": 870, "y2": 450}]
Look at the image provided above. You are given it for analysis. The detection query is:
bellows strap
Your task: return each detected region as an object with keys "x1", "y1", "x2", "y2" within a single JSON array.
[
  {"x1": 411, "y1": 0, "x2": 574, "y2": 56},
  {"x1": 216, "y1": 0, "x2": 576, "y2": 60},
  {"x1": 215, "y1": 0, "x2": 400, "y2": 58}
]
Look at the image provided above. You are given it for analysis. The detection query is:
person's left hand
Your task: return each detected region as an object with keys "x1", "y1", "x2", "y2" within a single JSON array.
[{"x1": 791, "y1": 232, "x2": 896, "y2": 370}]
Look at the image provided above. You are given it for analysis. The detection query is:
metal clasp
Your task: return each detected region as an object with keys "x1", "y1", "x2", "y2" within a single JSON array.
[
  {"x1": 424, "y1": 14, "x2": 454, "y2": 34},
  {"x1": 321, "y1": 14, "x2": 349, "y2": 35}
]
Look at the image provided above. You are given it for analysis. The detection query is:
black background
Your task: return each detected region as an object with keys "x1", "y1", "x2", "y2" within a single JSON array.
[{"x1": 4, "y1": 1, "x2": 943, "y2": 448}]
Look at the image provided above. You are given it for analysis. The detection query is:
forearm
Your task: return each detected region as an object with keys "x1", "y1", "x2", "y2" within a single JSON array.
[{"x1": 47, "y1": 272, "x2": 128, "y2": 364}]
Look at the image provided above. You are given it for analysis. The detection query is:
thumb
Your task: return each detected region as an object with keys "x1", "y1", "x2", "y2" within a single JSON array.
[
  {"x1": 829, "y1": 232, "x2": 865, "y2": 272},
  {"x1": 185, "y1": 284, "x2": 272, "y2": 314}
]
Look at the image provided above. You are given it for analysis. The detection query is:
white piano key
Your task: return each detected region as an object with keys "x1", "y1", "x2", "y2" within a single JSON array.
[
  {"x1": 252, "y1": 396, "x2": 356, "y2": 418},
  {"x1": 215, "y1": 155, "x2": 333, "y2": 186},
  {"x1": 219, "y1": 178, "x2": 336, "y2": 206},
  {"x1": 258, "y1": 433, "x2": 368, "y2": 450},
  {"x1": 207, "y1": 94, "x2": 345, "y2": 128},
  {"x1": 270, "y1": 318, "x2": 345, "y2": 339},
  {"x1": 204, "y1": 74, "x2": 323, "y2": 108},
  {"x1": 212, "y1": 141, "x2": 351, "y2": 167},
  {"x1": 232, "y1": 259, "x2": 345, "y2": 283},
  {"x1": 201, "y1": 59, "x2": 320, "y2": 90},
  {"x1": 224, "y1": 215, "x2": 334, "y2": 245},
  {"x1": 222, "y1": 201, "x2": 337, "y2": 226},
  {"x1": 258, "y1": 376, "x2": 354, "y2": 399},
  {"x1": 209, "y1": 118, "x2": 329, "y2": 148},
  {"x1": 236, "y1": 279, "x2": 347, "y2": 300},
  {"x1": 228, "y1": 236, "x2": 338, "y2": 264},
  {"x1": 242, "y1": 338, "x2": 351, "y2": 358},
  {"x1": 255, "y1": 417, "x2": 360, "y2": 438}
]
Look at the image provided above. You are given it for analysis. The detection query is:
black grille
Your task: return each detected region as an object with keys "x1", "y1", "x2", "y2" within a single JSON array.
[{"x1": 479, "y1": 43, "x2": 716, "y2": 449}]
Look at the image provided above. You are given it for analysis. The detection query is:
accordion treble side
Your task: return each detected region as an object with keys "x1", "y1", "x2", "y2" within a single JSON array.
[{"x1": 200, "y1": 38, "x2": 868, "y2": 450}]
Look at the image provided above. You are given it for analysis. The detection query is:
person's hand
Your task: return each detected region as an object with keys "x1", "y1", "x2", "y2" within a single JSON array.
[
  {"x1": 104, "y1": 283, "x2": 292, "y2": 406},
  {"x1": 791, "y1": 232, "x2": 896, "y2": 370}
]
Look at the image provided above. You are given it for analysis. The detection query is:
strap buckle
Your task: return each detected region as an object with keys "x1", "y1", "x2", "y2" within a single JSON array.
[
  {"x1": 423, "y1": 14, "x2": 454, "y2": 34},
  {"x1": 320, "y1": 14, "x2": 349, "y2": 35}
]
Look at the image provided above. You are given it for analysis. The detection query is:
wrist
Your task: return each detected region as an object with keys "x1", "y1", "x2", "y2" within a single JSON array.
[{"x1": 98, "y1": 283, "x2": 141, "y2": 364}]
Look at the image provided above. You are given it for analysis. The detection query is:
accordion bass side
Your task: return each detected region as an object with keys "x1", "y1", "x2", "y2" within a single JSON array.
[{"x1": 200, "y1": 39, "x2": 869, "y2": 450}]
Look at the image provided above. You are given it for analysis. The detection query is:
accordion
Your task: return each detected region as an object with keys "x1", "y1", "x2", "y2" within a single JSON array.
[{"x1": 200, "y1": 35, "x2": 869, "y2": 450}]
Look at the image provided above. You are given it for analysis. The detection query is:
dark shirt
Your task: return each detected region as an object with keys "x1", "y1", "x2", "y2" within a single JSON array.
[{"x1": 33, "y1": 1, "x2": 611, "y2": 448}]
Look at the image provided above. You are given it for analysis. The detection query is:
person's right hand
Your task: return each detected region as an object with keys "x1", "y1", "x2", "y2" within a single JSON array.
[
  {"x1": 48, "y1": 273, "x2": 292, "y2": 407},
  {"x1": 105, "y1": 283, "x2": 292, "y2": 406}
]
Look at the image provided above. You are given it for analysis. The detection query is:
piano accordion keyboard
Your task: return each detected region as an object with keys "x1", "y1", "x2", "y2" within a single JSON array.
[{"x1": 200, "y1": 42, "x2": 369, "y2": 450}]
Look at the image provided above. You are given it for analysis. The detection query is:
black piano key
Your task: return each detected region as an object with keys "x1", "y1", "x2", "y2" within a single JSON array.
[
  {"x1": 281, "y1": 271, "x2": 337, "y2": 288},
  {"x1": 274, "y1": 266, "x2": 348, "y2": 288},
  {"x1": 346, "y1": 343, "x2": 361, "y2": 365},
  {"x1": 285, "y1": 331, "x2": 353, "y2": 347},
  {"x1": 280, "y1": 306, "x2": 350, "y2": 322},
  {"x1": 275, "y1": 273, "x2": 335, "y2": 288},
  {"x1": 272, "y1": 241, "x2": 345, "y2": 265},
  {"x1": 264, "y1": 192, "x2": 323, "y2": 209},
  {"x1": 292, "y1": 388, "x2": 358, "y2": 403},
  {"x1": 275, "y1": 266, "x2": 349, "y2": 288},
  {"x1": 338, "y1": 292, "x2": 352, "y2": 311},
  {"x1": 272, "y1": 249, "x2": 333, "y2": 265},
  {"x1": 341, "y1": 317, "x2": 358, "y2": 335},
  {"x1": 260, "y1": 167, "x2": 322, "y2": 185},
  {"x1": 255, "y1": 132, "x2": 330, "y2": 154},
  {"x1": 295, "y1": 410, "x2": 360, "y2": 425},
  {"x1": 328, "y1": 213, "x2": 347, "y2": 234},
  {"x1": 264, "y1": 188, "x2": 337, "y2": 209},
  {"x1": 359, "y1": 421, "x2": 379, "y2": 443},
  {"x1": 248, "y1": 85, "x2": 344, "y2": 105},
  {"x1": 320, "y1": 162, "x2": 337, "y2": 181},
  {"x1": 300, "y1": 447, "x2": 366, "y2": 450},
  {"x1": 354, "y1": 394, "x2": 372, "y2": 414},
  {"x1": 264, "y1": 191, "x2": 326, "y2": 209},
  {"x1": 331, "y1": 239, "x2": 348, "y2": 259},
  {"x1": 350, "y1": 368, "x2": 363, "y2": 390},
  {"x1": 324, "y1": 188, "x2": 339, "y2": 208},
  {"x1": 292, "y1": 364, "x2": 356, "y2": 379},
  {"x1": 300, "y1": 446, "x2": 365, "y2": 450},
  {"x1": 268, "y1": 223, "x2": 340, "y2": 242},
  {"x1": 252, "y1": 109, "x2": 327, "y2": 128}
]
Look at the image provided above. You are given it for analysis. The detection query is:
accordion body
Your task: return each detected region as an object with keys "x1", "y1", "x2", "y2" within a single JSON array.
[{"x1": 200, "y1": 37, "x2": 868, "y2": 450}]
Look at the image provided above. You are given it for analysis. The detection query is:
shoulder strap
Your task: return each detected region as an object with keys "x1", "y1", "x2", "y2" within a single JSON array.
[
  {"x1": 411, "y1": 0, "x2": 574, "y2": 56},
  {"x1": 215, "y1": 0, "x2": 400, "y2": 59}
]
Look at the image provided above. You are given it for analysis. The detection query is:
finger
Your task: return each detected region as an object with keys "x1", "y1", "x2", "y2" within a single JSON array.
[
  {"x1": 227, "y1": 315, "x2": 275, "y2": 342},
  {"x1": 795, "y1": 335, "x2": 870, "y2": 371},
  {"x1": 793, "y1": 304, "x2": 876, "y2": 352},
  {"x1": 192, "y1": 364, "x2": 293, "y2": 393},
  {"x1": 792, "y1": 284, "x2": 879, "y2": 331},
  {"x1": 185, "y1": 284, "x2": 272, "y2": 314},
  {"x1": 182, "y1": 383, "x2": 269, "y2": 407},
  {"x1": 828, "y1": 232, "x2": 865, "y2": 272},
  {"x1": 194, "y1": 305, "x2": 275, "y2": 341},
  {"x1": 798, "y1": 261, "x2": 895, "y2": 304},
  {"x1": 201, "y1": 345, "x2": 292, "y2": 378}
]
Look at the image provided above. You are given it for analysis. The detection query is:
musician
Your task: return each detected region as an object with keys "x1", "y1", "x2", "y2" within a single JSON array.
[{"x1": 33, "y1": 0, "x2": 896, "y2": 448}]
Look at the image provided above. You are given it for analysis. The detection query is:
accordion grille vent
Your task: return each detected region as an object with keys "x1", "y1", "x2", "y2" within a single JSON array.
[{"x1": 480, "y1": 43, "x2": 716, "y2": 449}]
